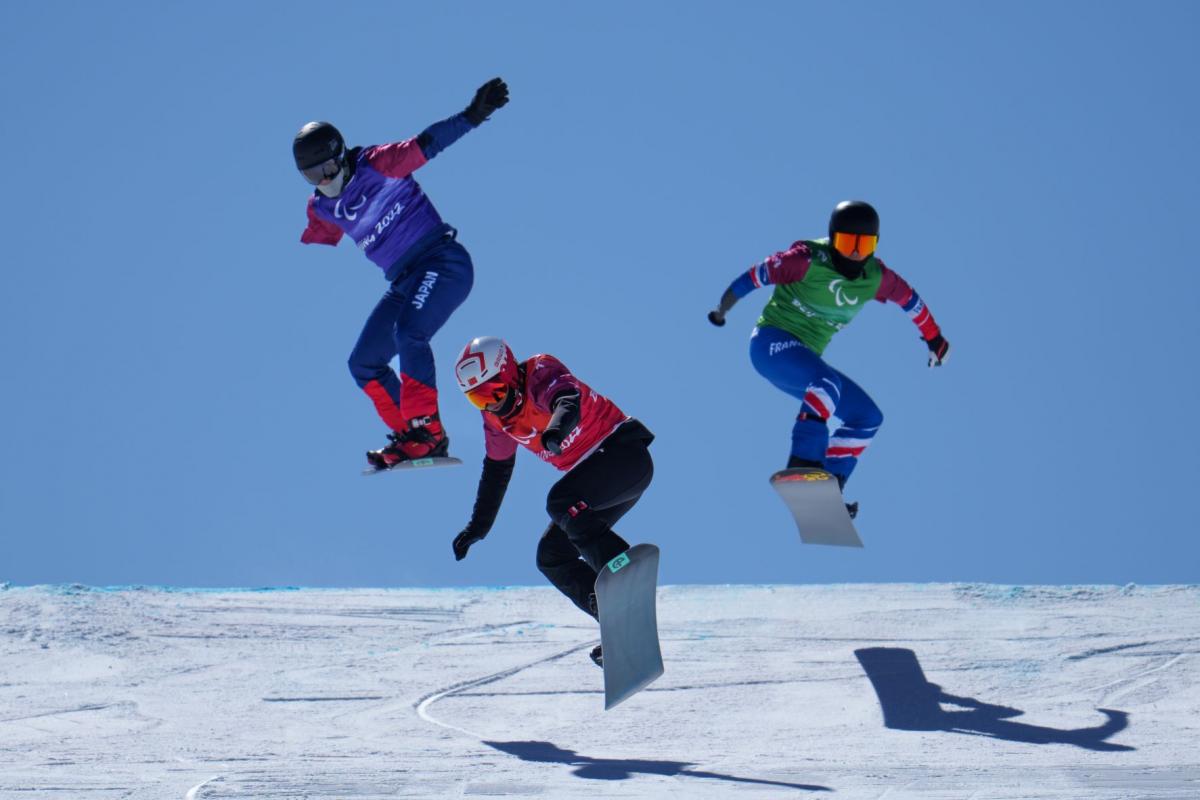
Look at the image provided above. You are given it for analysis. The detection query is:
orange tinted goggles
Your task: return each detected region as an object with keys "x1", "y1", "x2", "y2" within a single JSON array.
[
  {"x1": 465, "y1": 377, "x2": 510, "y2": 410},
  {"x1": 832, "y1": 232, "x2": 878, "y2": 258}
]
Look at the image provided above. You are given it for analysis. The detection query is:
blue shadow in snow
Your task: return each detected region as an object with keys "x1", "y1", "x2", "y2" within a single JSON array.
[
  {"x1": 854, "y1": 647, "x2": 1134, "y2": 752},
  {"x1": 484, "y1": 740, "x2": 831, "y2": 791}
]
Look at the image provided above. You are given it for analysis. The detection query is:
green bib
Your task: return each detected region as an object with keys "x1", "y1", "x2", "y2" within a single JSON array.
[{"x1": 757, "y1": 240, "x2": 882, "y2": 355}]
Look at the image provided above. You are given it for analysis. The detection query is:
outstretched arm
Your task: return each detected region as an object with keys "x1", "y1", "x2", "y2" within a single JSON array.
[
  {"x1": 875, "y1": 263, "x2": 951, "y2": 367},
  {"x1": 452, "y1": 454, "x2": 516, "y2": 561},
  {"x1": 367, "y1": 78, "x2": 510, "y2": 180},
  {"x1": 708, "y1": 242, "x2": 812, "y2": 326}
]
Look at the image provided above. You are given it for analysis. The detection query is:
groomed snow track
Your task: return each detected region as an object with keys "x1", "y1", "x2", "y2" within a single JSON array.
[{"x1": 0, "y1": 584, "x2": 1196, "y2": 799}]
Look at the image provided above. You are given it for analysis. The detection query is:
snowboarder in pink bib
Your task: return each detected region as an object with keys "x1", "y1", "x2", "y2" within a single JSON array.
[
  {"x1": 450, "y1": 337, "x2": 655, "y2": 664},
  {"x1": 294, "y1": 79, "x2": 509, "y2": 471},
  {"x1": 708, "y1": 201, "x2": 950, "y2": 513}
]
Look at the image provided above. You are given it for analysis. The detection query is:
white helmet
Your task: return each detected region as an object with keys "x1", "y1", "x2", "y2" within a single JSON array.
[{"x1": 455, "y1": 337, "x2": 519, "y2": 410}]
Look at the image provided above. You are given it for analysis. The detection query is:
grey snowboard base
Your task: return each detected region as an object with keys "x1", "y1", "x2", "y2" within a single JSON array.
[
  {"x1": 594, "y1": 543, "x2": 664, "y2": 710},
  {"x1": 361, "y1": 456, "x2": 462, "y2": 476},
  {"x1": 770, "y1": 467, "x2": 863, "y2": 547}
]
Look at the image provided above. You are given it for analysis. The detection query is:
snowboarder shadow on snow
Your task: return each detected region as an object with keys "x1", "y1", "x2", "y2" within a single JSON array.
[
  {"x1": 483, "y1": 740, "x2": 831, "y2": 792},
  {"x1": 854, "y1": 647, "x2": 1134, "y2": 752}
]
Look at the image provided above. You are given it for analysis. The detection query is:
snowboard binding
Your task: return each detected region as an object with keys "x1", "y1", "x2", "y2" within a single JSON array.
[{"x1": 366, "y1": 416, "x2": 449, "y2": 471}]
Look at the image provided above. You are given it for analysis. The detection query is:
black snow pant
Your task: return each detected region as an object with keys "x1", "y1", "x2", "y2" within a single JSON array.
[{"x1": 536, "y1": 419, "x2": 655, "y2": 618}]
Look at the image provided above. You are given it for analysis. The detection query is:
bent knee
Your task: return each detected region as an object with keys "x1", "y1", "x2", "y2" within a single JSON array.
[
  {"x1": 395, "y1": 325, "x2": 433, "y2": 347},
  {"x1": 348, "y1": 352, "x2": 387, "y2": 384},
  {"x1": 546, "y1": 496, "x2": 592, "y2": 531},
  {"x1": 535, "y1": 525, "x2": 575, "y2": 571},
  {"x1": 843, "y1": 399, "x2": 884, "y2": 431}
]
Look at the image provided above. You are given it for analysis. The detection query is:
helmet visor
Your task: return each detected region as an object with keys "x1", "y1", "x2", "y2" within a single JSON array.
[
  {"x1": 832, "y1": 232, "x2": 878, "y2": 259},
  {"x1": 299, "y1": 157, "x2": 343, "y2": 186},
  {"x1": 465, "y1": 377, "x2": 510, "y2": 411}
]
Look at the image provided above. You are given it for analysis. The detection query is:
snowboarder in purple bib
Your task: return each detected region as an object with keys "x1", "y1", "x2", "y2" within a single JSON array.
[
  {"x1": 294, "y1": 78, "x2": 510, "y2": 471},
  {"x1": 707, "y1": 201, "x2": 950, "y2": 515}
]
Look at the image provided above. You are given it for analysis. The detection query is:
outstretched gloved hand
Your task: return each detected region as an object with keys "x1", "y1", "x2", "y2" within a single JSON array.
[
  {"x1": 708, "y1": 288, "x2": 737, "y2": 327},
  {"x1": 926, "y1": 334, "x2": 951, "y2": 367},
  {"x1": 464, "y1": 78, "x2": 510, "y2": 126},
  {"x1": 452, "y1": 524, "x2": 488, "y2": 561}
]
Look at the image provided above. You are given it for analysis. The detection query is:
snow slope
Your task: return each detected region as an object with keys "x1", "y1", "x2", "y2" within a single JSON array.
[{"x1": 1, "y1": 584, "x2": 1197, "y2": 799}]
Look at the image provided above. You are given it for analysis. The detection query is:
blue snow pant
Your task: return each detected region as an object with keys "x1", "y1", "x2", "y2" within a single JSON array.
[
  {"x1": 749, "y1": 325, "x2": 883, "y2": 486},
  {"x1": 348, "y1": 230, "x2": 474, "y2": 431}
]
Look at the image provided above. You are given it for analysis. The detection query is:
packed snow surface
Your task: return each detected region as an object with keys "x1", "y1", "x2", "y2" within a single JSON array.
[{"x1": 1, "y1": 583, "x2": 1197, "y2": 799}]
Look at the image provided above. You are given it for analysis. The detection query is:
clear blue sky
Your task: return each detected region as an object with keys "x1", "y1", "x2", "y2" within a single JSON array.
[{"x1": 2, "y1": 2, "x2": 1197, "y2": 588}]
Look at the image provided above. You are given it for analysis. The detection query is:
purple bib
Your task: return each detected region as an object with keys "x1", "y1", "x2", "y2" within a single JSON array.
[{"x1": 310, "y1": 153, "x2": 444, "y2": 275}]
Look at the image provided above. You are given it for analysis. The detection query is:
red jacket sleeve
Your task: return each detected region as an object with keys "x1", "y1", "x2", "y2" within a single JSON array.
[
  {"x1": 875, "y1": 261, "x2": 942, "y2": 341},
  {"x1": 730, "y1": 241, "x2": 813, "y2": 298},
  {"x1": 363, "y1": 140, "x2": 428, "y2": 179},
  {"x1": 757, "y1": 242, "x2": 812, "y2": 287},
  {"x1": 525, "y1": 355, "x2": 581, "y2": 412},
  {"x1": 300, "y1": 197, "x2": 343, "y2": 246},
  {"x1": 483, "y1": 415, "x2": 519, "y2": 460}
]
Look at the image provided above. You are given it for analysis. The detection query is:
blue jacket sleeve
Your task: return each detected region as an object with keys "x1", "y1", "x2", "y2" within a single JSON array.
[
  {"x1": 416, "y1": 112, "x2": 476, "y2": 161},
  {"x1": 727, "y1": 269, "x2": 759, "y2": 300}
]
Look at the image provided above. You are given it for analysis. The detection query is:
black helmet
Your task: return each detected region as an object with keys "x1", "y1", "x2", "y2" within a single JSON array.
[
  {"x1": 828, "y1": 200, "x2": 880, "y2": 239},
  {"x1": 293, "y1": 121, "x2": 345, "y2": 182}
]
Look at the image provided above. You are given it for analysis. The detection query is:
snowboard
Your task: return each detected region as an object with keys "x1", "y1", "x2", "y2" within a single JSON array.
[
  {"x1": 770, "y1": 467, "x2": 863, "y2": 547},
  {"x1": 594, "y1": 543, "x2": 664, "y2": 710},
  {"x1": 361, "y1": 456, "x2": 462, "y2": 476}
]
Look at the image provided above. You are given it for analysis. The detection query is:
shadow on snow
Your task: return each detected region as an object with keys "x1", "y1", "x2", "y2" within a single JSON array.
[
  {"x1": 855, "y1": 647, "x2": 1134, "y2": 752},
  {"x1": 483, "y1": 740, "x2": 831, "y2": 792}
]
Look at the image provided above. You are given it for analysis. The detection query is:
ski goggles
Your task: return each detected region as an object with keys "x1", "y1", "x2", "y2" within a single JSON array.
[
  {"x1": 832, "y1": 231, "x2": 878, "y2": 259},
  {"x1": 299, "y1": 157, "x2": 343, "y2": 186},
  {"x1": 464, "y1": 377, "x2": 511, "y2": 411}
]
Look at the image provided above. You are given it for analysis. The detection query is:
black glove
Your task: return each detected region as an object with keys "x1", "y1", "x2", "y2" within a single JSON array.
[
  {"x1": 464, "y1": 77, "x2": 509, "y2": 126},
  {"x1": 455, "y1": 455, "x2": 515, "y2": 561},
  {"x1": 926, "y1": 334, "x2": 951, "y2": 368},
  {"x1": 541, "y1": 428, "x2": 564, "y2": 456},
  {"x1": 453, "y1": 524, "x2": 487, "y2": 561},
  {"x1": 708, "y1": 288, "x2": 737, "y2": 327}
]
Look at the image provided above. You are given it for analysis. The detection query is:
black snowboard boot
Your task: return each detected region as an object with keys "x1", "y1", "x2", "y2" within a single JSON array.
[
  {"x1": 587, "y1": 593, "x2": 603, "y2": 666},
  {"x1": 786, "y1": 456, "x2": 824, "y2": 469},
  {"x1": 831, "y1": 473, "x2": 858, "y2": 519}
]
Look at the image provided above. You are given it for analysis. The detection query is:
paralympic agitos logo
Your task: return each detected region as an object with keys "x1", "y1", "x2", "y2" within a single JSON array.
[
  {"x1": 828, "y1": 279, "x2": 860, "y2": 307},
  {"x1": 334, "y1": 193, "x2": 368, "y2": 221}
]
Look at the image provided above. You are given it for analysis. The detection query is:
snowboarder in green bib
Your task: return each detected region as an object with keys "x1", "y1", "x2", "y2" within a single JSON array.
[{"x1": 707, "y1": 201, "x2": 950, "y2": 514}]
